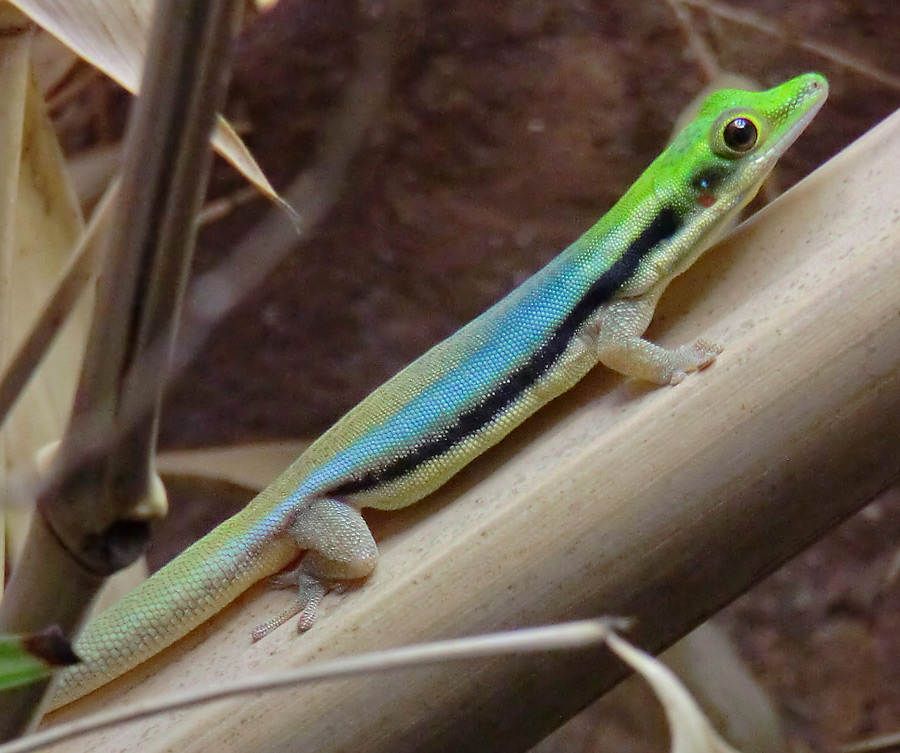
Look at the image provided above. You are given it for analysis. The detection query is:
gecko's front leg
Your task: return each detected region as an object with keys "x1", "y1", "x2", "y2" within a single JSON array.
[{"x1": 591, "y1": 296, "x2": 722, "y2": 385}]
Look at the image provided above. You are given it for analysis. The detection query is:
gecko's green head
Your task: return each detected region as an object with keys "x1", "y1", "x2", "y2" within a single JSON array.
[
  {"x1": 664, "y1": 73, "x2": 828, "y2": 217},
  {"x1": 605, "y1": 74, "x2": 826, "y2": 298}
]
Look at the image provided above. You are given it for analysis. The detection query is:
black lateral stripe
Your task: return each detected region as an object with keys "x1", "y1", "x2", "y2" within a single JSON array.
[{"x1": 329, "y1": 205, "x2": 682, "y2": 496}]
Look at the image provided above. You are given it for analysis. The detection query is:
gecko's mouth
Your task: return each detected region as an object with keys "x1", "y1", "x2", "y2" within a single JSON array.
[{"x1": 755, "y1": 77, "x2": 829, "y2": 167}]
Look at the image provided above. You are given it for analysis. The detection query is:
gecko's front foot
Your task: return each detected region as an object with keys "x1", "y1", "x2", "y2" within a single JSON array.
[{"x1": 667, "y1": 339, "x2": 723, "y2": 385}]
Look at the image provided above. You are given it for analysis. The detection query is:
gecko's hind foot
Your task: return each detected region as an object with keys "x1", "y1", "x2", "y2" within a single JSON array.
[
  {"x1": 267, "y1": 572, "x2": 300, "y2": 590},
  {"x1": 251, "y1": 570, "x2": 327, "y2": 641}
]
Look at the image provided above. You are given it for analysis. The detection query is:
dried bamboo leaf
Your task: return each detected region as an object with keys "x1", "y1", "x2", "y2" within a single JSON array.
[
  {"x1": 0, "y1": 12, "x2": 34, "y2": 595},
  {"x1": 661, "y1": 624, "x2": 784, "y2": 753},
  {"x1": 5, "y1": 74, "x2": 86, "y2": 470},
  {"x1": 9, "y1": 0, "x2": 282, "y2": 203},
  {"x1": 157, "y1": 441, "x2": 311, "y2": 492},
  {"x1": 29, "y1": 30, "x2": 77, "y2": 94}
]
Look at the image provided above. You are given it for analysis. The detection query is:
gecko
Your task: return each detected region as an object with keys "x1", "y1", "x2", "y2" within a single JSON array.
[{"x1": 49, "y1": 73, "x2": 827, "y2": 709}]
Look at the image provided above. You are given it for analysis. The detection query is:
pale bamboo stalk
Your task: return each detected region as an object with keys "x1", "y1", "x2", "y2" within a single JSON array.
[
  {"x1": 0, "y1": 0, "x2": 243, "y2": 739},
  {"x1": 45, "y1": 109, "x2": 900, "y2": 752}
]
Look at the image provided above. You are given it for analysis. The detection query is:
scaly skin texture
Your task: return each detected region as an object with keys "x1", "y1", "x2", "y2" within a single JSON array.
[{"x1": 49, "y1": 73, "x2": 827, "y2": 709}]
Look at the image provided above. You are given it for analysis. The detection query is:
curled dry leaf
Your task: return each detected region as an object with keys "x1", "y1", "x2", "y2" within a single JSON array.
[{"x1": 604, "y1": 630, "x2": 744, "y2": 753}]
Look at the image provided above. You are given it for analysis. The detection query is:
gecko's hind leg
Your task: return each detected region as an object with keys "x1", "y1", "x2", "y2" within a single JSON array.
[{"x1": 251, "y1": 498, "x2": 377, "y2": 641}]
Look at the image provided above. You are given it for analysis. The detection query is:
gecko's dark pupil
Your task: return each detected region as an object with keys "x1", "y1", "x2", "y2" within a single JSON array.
[{"x1": 723, "y1": 117, "x2": 758, "y2": 152}]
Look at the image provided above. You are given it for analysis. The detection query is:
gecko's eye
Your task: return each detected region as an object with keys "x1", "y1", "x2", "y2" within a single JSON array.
[{"x1": 722, "y1": 117, "x2": 758, "y2": 153}]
